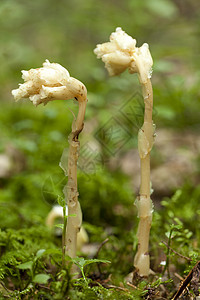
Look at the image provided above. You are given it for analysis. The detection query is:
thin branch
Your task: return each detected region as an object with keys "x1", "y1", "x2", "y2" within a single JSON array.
[
  {"x1": 94, "y1": 238, "x2": 109, "y2": 259},
  {"x1": 161, "y1": 241, "x2": 192, "y2": 262},
  {"x1": 172, "y1": 261, "x2": 200, "y2": 300},
  {"x1": 94, "y1": 238, "x2": 109, "y2": 275}
]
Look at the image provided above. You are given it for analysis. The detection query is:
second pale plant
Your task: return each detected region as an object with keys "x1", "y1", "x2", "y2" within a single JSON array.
[{"x1": 94, "y1": 27, "x2": 155, "y2": 276}]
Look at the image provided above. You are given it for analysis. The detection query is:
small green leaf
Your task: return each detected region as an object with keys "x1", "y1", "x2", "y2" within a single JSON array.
[
  {"x1": 33, "y1": 274, "x2": 50, "y2": 284},
  {"x1": 54, "y1": 224, "x2": 64, "y2": 230},
  {"x1": 81, "y1": 258, "x2": 111, "y2": 267},
  {"x1": 36, "y1": 249, "x2": 46, "y2": 259},
  {"x1": 57, "y1": 195, "x2": 66, "y2": 208},
  {"x1": 72, "y1": 257, "x2": 86, "y2": 268},
  {"x1": 72, "y1": 257, "x2": 110, "y2": 268},
  {"x1": 71, "y1": 257, "x2": 110, "y2": 285},
  {"x1": 44, "y1": 248, "x2": 62, "y2": 256},
  {"x1": 17, "y1": 261, "x2": 33, "y2": 270}
]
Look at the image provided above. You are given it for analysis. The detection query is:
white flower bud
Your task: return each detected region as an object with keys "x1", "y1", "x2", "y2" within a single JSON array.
[
  {"x1": 12, "y1": 60, "x2": 86, "y2": 106},
  {"x1": 94, "y1": 27, "x2": 153, "y2": 83}
]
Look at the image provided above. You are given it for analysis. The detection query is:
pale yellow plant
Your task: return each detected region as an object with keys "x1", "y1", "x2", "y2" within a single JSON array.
[
  {"x1": 94, "y1": 27, "x2": 155, "y2": 276},
  {"x1": 12, "y1": 60, "x2": 87, "y2": 272}
]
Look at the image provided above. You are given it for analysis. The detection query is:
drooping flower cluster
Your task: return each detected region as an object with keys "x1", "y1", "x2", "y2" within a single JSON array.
[
  {"x1": 12, "y1": 60, "x2": 86, "y2": 106},
  {"x1": 94, "y1": 27, "x2": 153, "y2": 84}
]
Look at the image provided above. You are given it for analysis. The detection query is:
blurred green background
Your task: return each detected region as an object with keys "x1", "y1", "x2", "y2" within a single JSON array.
[
  {"x1": 1, "y1": 0, "x2": 200, "y2": 126},
  {"x1": 0, "y1": 0, "x2": 200, "y2": 240},
  {"x1": 1, "y1": 1, "x2": 200, "y2": 294}
]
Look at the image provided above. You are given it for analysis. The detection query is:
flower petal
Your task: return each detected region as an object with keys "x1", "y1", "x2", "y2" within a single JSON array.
[
  {"x1": 102, "y1": 51, "x2": 131, "y2": 76},
  {"x1": 41, "y1": 85, "x2": 74, "y2": 101},
  {"x1": 43, "y1": 59, "x2": 70, "y2": 84},
  {"x1": 110, "y1": 27, "x2": 136, "y2": 51},
  {"x1": 94, "y1": 42, "x2": 118, "y2": 58},
  {"x1": 132, "y1": 43, "x2": 153, "y2": 83}
]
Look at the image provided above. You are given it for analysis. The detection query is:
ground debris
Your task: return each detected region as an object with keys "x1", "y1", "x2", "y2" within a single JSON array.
[{"x1": 172, "y1": 261, "x2": 200, "y2": 299}]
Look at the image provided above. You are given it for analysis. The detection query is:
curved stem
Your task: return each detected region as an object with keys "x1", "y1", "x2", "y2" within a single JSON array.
[
  {"x1": 64, "y1": 99, "x2": 87, "y2": 273},
  {"x1": 134, "y1": 78, "x2": 154, "y2": 276}
]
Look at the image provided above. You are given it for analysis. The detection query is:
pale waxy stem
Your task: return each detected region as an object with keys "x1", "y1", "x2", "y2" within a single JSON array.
[
  {"x1": 63, "y1": 91, "x2": 87, "y2": 275},
  {"x1": 61, "y1": 102, "x2": 87, "y2": 275},
  {"x1": 134, "y1": 78, "x2": 154, "y2": 276}
]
